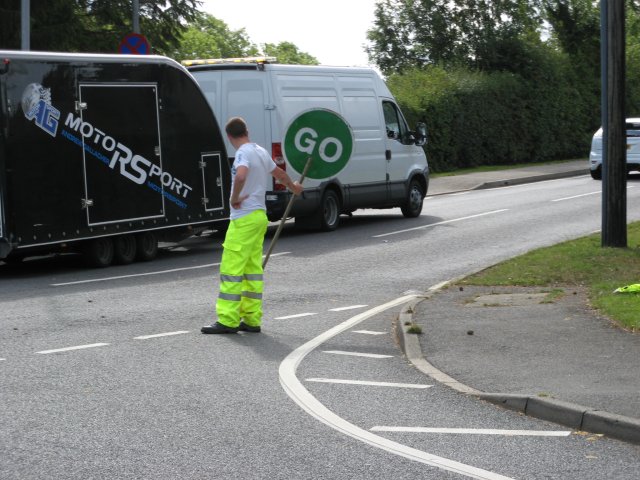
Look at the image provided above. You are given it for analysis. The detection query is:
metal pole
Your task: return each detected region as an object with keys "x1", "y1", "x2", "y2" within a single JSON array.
[
  {"x1": 602, "y1": 0, "x2": 627, "y2": 247},
  {"x1": 21, "y1": 0, "x2": 30, "y2": 51},
  {"x1": 262, "y1": 157, "x2": 313, "y2": 269},
  {"x1": 133, "y1": 0, "x2": 140, "y2": 34}
]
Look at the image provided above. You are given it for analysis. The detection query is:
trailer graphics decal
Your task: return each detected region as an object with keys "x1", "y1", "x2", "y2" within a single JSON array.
[
  {"x1": 62, "y1": 113, "x2": 192, "y2": 209},
  {"x1": 21, "y1": 84, "x2": 192, "y2": 210},
  {"x1": 21, "y1": 83, "x2": 60, "y2": 137}
]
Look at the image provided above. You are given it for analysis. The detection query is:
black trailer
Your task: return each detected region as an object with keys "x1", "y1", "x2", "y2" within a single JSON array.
[{"x1": 0, "y1": 50, "x2": 230, "y2": 266}]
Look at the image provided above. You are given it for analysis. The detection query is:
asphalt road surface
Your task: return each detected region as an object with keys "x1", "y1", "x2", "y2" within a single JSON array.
[{"x1": 2, "y1": 174, "x2": 640, "y2": 479}]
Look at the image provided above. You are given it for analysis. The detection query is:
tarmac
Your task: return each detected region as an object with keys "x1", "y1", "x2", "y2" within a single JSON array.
[{"x1": 398, "y1": 159, "x2": 640, "y2": 445}]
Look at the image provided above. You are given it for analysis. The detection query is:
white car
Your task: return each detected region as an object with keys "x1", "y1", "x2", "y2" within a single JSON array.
[{"x1": 589, "y1": 118, "x2": 640, "y2": 179}]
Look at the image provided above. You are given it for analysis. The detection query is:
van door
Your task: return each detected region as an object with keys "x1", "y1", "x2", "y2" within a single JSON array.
[
  {"x1": 79, "y1": 84, "x2": 164, "y2": 226},
  {"x1": 221, "y1": 71, "x2": 271, "y2": 157},
  {"x1": 382, "y1": 100, "x2": 417, "y2": 202}
]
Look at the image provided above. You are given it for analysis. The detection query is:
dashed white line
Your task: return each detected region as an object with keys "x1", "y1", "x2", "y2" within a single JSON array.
[
  {"x1": 35, "y1": 343, "x2": 110, "y2": 355},
  {"x1": 274, "y1": 312, "x2": 317, "y2": 320},
  {"x1": 329, "y1": 305, "x2": 368, "y2": 311},
  {"x1": 50, "y1": 252, "x2": 291, "y2": 287},
  {"x1": 352, "y1": 330, "x2": 386, "y2": 335},
  {"x1": 373, "y1": 209, "x2": 509, "y2": 238},
  {"x1": 371, "y1": 427, "x2": 572, "y2": 437},
  {"x1": 551, "y1": 191, "x2": 601, "y2": 202},
  {"x1": 134, "y1": 330, "x2": 190, "y2": 340},
  {"x1": 306, "y1": 378, "x2": 431, "y2": 389},
  {"x1": 322, "y1": 350, "x2": 393, "y2": 359}
]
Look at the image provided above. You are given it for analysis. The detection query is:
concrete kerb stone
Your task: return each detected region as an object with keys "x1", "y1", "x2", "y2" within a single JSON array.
[
  {"x1": 395, "y1": 279, "x2": 640, "y2": 446},
  {"x1": 472, "y1": 168, "x2": 588, "y2": 191}
]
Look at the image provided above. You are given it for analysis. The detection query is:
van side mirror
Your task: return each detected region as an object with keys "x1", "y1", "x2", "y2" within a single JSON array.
[{"x1": 414, "y1": 122, "x2": 427, "y2": 146}]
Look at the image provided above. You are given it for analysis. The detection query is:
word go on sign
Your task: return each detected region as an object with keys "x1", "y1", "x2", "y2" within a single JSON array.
[{"x1": 283, "y1": 109, "x2": 354, "y2": 180}]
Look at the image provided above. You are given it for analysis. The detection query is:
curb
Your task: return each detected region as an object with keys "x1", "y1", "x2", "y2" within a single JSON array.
[
  {"x1": 472, "y1": 169, "x2": 588, "y2": 191},
  {"x1": 396, "y1": 295, "x2": 640, "y2": 446}
]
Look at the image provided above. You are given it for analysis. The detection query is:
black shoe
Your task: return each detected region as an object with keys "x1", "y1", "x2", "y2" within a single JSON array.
[
  {"x1": 201, "y1": 322, "x2": 239, "y2": 334},
  {"x1": 238, "y1": 322, "x2": 261, "y2": 333}
]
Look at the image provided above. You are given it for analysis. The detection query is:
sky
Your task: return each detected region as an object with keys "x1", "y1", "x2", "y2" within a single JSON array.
[{"x1": 198, "y1": 0, "x2": 379, "y2": 67}]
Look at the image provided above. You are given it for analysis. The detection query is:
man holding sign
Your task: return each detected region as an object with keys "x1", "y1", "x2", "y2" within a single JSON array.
[{"x1": 202, "y1": 117, "x2": 303, "y2": 334}]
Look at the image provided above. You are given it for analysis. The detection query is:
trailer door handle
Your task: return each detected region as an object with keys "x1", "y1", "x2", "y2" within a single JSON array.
[{"x1": 81, "y1": 198, "x2": 94, "y2": 209}]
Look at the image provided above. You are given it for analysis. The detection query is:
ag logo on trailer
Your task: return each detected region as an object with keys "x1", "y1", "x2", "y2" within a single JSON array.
[{"x1": 283, "y1": 109, "x2": 353, "y2": 179}]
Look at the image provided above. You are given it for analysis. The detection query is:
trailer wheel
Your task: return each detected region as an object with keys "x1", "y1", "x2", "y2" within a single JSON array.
[
  {"x1": 401, "y1": 179, "x2": 424, "y2": 218},
  {"x1": 135, "y1": 232, "x2": 158, "y2": 262},
  {"x1": 83, "y1": 238, "x2": 114, "y2": 268},
  {"x1": 113, "y1": 235, "x2": 137, "y2": 265}
]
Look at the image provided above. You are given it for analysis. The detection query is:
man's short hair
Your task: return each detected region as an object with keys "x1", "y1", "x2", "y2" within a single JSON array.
[{"x1": 225, "y1": 117, "x2": 248, "y2": 138}]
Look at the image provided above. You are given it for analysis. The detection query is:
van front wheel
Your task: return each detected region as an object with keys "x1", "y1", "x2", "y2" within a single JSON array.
[{"x1": 401, "y1": 180, "x2": 424, "y2": 218}]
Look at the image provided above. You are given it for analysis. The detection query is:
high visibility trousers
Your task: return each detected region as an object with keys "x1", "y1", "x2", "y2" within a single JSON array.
[{"x1": 216, "y1": 210, "x2": 268, "y2": 328}]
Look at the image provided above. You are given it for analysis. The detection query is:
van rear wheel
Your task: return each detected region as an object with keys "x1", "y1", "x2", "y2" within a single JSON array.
[
  {"x1": 401, "y1": 180, "x2": 424, "y2": 218},
  {"x1": 318, "y1": 190, "x2": 341, "y2": 231}
]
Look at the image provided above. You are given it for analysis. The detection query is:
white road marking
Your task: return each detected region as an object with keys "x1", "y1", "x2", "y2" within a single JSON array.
[
  {"x1": 552, "y1": 185, "x2": 635, "y2": 202},
  {"x1": 274, "y1": 312, "x2": 317, "y2": 320},
  {"x1": 322, "y1": 351, "x2": 393, "y2": 359},
  {"x1": 307, "y1": 378, "x2": 429, "y2": 388},
  {"x1": 373, "y1": 210, "x2": 509, "y2": 238},
  {"x1": 0, "y1": 358, "x2": 5, "y2": 361},
  {"x1": 50, "y1": 252, "x2": 291, "y2": 287},
  {"x1": 35, "y1": 343, "x2": 110, "y2": 354},
  {"x1": 371, "y1": 427, "x2": 572, "y2": 437},
  {"x1": 279, "y1": 295, "x2": 514, "y2": 479},
  {"x1": 134, "y1": 330, "x2": 190, "y2": 340},
  {"x1": 353, "y1": 330, "x2": 386, "y2": 335},
  {"x1": 551, "y1": 191, "x2": 601, "y2": 202},
  {"x1": 329, "y1": 305, "x2": 368, "y2": 311}
]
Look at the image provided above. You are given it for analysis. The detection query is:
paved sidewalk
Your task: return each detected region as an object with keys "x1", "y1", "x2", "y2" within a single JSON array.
[{"x1": 398, "y1": 160, "x2": 640, "y2": 445}]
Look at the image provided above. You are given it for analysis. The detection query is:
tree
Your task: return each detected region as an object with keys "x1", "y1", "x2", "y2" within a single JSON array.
[
  {"x1": 366, "y1": 0, "x2": 543, "y2": 75},
  {"x1": 0, "y1": 0, "x2": 200, "y2": 54},
  {"x1": 262, "y1": 41, "x2": 319, "y2": 65},
  {"x1": 172, "y1": 13, "x2": 258, "y2": 60}
]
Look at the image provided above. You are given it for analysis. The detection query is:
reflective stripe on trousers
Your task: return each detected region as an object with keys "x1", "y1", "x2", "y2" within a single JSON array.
[{"x1": 216, "y1": 210, "x2": 268, "y2": 328}]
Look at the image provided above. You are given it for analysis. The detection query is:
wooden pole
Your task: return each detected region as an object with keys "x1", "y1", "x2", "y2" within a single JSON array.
[{"x1": 262, "y1": 157, "x2": 313, "y2": 269}]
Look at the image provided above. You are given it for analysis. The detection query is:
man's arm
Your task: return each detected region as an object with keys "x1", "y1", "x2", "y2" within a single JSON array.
[{"x1": 271, "y1": 167, "x2": 303, "y2": 195}]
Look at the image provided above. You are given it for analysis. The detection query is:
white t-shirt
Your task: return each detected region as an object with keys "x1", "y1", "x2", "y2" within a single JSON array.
[{"x1": 230, "y1": 142, "x2": 276, "y2": 220}]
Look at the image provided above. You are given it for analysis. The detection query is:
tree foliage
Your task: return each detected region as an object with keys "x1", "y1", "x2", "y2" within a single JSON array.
[
  {"x1": 366, "y1": 0, "x2": 543, "y2": 75},
  {"x1": 262, "y1": 41, "x2": 319, "y2": 65},
  {"x1": 0, "y1": 0, "x2": 200, "y2": 54},
  {"x1": 172, "y1": 13, "x2": 258, "y2": 60}
]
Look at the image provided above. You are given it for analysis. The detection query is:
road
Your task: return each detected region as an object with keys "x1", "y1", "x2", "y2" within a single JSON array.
[{"x1": 1, "y1": 174, "x2": 640, "y2": 479}]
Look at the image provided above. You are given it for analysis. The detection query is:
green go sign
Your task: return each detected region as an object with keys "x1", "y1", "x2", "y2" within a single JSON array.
[{"x1": 283, "y1": 109, "x2": 353, "y2": 179}]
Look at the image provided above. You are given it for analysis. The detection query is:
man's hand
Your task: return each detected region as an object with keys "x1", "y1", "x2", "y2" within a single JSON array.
[
  {"x1": 290, "y1": 181, "x2": 303, "y2": 196},
  {"x1": 230, "y1": 194, "x2": 249, "y2": 209}
]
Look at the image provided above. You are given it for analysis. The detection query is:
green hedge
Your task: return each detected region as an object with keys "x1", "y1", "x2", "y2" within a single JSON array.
[{"x1": 388, "y1": 54, "x2": 599, "y2": 172}]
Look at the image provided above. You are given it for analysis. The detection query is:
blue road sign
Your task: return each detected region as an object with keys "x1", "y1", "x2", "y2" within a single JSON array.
[{"x1": 119, "y1": 33, "x2": 151, "y2": 55}]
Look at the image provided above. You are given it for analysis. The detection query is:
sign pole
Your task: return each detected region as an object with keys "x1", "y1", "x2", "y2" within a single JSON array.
[{"x1": 262, "y1": 157, "x2": 313, "y2": 269}]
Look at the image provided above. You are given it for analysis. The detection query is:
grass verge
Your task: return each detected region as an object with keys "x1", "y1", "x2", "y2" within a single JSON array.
[{"x1": 458, "y1": 222, "x2": 640, "y2": 331}]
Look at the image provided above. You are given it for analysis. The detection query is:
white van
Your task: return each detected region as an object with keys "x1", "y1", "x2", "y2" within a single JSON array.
[{"x1": 185, "y1": 58, "x2": 429, "y2": 230}]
